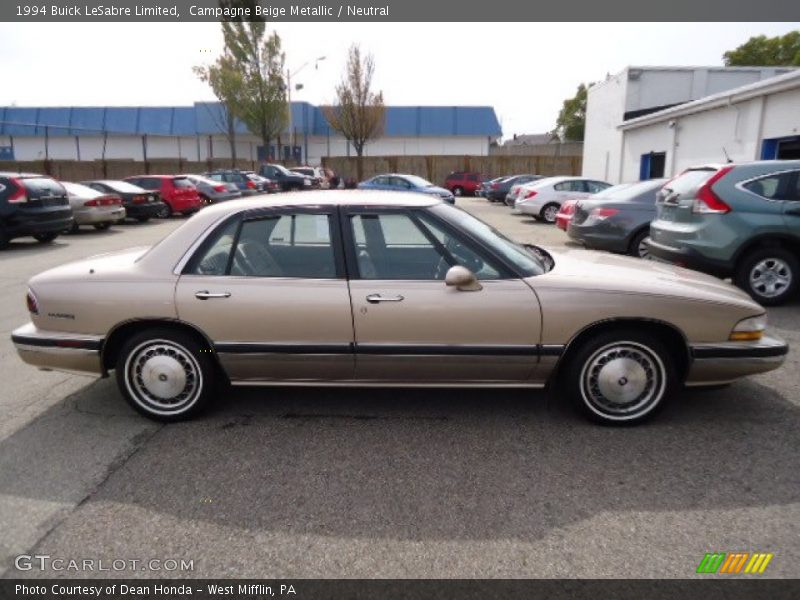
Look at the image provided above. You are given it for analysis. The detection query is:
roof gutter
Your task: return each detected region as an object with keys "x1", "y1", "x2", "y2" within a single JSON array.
[{"x1": 619, "y1": 72, "x2": 800, "y2": 131}]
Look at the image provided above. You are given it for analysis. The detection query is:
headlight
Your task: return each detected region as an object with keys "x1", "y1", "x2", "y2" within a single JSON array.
[
  {"x1": 303, "y1": 179, "x2": 311, "y2": 186},
  {"x1": 729, "y1": 314, "x2": 767, "y2": 341}
]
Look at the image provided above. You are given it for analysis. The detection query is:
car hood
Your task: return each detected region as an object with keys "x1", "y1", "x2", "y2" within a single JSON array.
[
  {"x1": 30, "y1": 247, "x2": 151, "y2": 284},
  {"x1": 538, "y1": 247, "x2": 762, "y2": 310}
]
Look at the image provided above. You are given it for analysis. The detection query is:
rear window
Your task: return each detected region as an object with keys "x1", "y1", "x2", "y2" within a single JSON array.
[
  {"x1": 21, "y1": 177, "x2": 66, "y2": 198},
  {"x1": 662, "y1": 169, "x2": 716, "y2": 196},
  {"x1": 101, "y1": 180, "x2": 146, "y2": 193},
  {"x1": 62, "y1": 182, "x2": 102, "y2": 198},
  {"x1": 173, "y1": 177, "x2": 194, "y2": 189}
]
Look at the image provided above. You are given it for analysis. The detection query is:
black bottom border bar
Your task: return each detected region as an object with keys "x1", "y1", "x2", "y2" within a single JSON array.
[{"x1": 3, "y1": 579, "x2": 799, "y2": 600}]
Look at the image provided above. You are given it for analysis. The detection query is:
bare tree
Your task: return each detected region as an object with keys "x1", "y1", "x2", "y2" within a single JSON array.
[{"x1": 323, "y1": 44, "x2": 385, "y2": 180}]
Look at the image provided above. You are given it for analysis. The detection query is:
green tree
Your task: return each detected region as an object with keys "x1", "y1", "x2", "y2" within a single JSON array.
[
  {"x1": 556, "y1": 83, "x2": 590, "y2": 142},
  {"x1": 723, "y1": 31, "x2": 800, "y2": 66},
  {"x1": 323, "y1": 44, "x2": 386, "y2": 180},
  {"x1": 193, "y1": 51, "x2": 243, "y2": 166}
]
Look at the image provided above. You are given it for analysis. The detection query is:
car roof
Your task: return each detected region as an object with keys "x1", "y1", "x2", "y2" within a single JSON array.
[{"x1": 0, "y1": 171, "x2": 48, "y2": 178}]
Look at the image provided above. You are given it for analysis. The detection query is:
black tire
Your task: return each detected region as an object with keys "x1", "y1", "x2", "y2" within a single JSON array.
[
  {"x1": 0, "y1": 226, "x2": 9, "y2": 250},
  {"x1": 562, "y1": 329, "x2": 676, "y2": 425},
  {"x1": 136, "y1": 216, "x2": 150, "y2": 223},
  {"x1": 453, "y1": 186, "x2": 464, "y2": 197},
  {"x1": 33, "y1": 232, "x2": 59, "y2": 243},
  {"x1": 68, "y1": 221, "x2": 80, "y2": 234},
  {"x1": 93, "y1": 222, "x2": 111, "y2": 231},
  {"x1": 156, "y1": 203, "x2": 172, "y2": 219},
  {"x1": 735, "y1": 247, "x2": 798, "y2": 306},
  {"x1": 540, "y1": 203, "x2": 560, "y2": 224},
  {"x1": 115, "y1": 328, "x2": 216, "y2": 422},
  {"x1": 628, "y1": 228, "x2": 650, "y2": 258}
]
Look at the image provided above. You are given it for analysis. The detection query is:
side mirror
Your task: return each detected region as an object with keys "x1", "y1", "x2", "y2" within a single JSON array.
[{"x1": 445, "y1": 265, "x2": 482, "y2": 292}]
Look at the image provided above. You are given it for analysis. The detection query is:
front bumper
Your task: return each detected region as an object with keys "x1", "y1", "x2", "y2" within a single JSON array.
[
  {"x1": 11, "y1": 323, "x2": 104, "y2": 376},
  {"x1": 686, "y1": 335, "x2": 789, "y2": 386}
]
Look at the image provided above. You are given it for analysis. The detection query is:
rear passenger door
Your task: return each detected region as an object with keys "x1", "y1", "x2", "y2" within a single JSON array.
[
  {"x1": 740, "y1": 170, "x2": 800, "y2": 238},
  {"x1": 175, "y1": 207, "x2": 354, "y2": 382}
]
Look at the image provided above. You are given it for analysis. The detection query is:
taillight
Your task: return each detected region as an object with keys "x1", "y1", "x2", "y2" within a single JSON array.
[
  {"x1": 214, "y1": 185, "x2": 226, "y2": 192},
  {"x1": 561, "y1": 203, "x2": 577, "y2": 215},
  {"x1": 246, "y1": 180, "x2": 256, "y2": 189},
  {"x1": 133, "y1": 195, "x2": 147, "y2": 204},
  {"x1": 8, "y1": 179, "x2": 27, "y2": 203},
  {"x1": 491, "y1": 183, "x2": 499, "y2": 189},
  {"x1": 693, "y1": 167, "x2": 733, "y2": 214},
  {"x1": 26, "y1": 290, "x2": 39, "y2": 315},
  {"x1": 523, "y1": 190, "x2": 538, "y2": 200},
  {"x1": 591, "y1": 207, "x2": 619, "y2": 220},
  {"x1": 84, "y1": 199, "x2": 98, "y2": 207}
]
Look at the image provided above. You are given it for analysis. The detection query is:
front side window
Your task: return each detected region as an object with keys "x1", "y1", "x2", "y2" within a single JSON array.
[
  {"x1": 587, "y1": 181, "x2": 611, "y2": 193},
  {"x1": 189, "y1": 213, "x2": 337, "y2": 279}
]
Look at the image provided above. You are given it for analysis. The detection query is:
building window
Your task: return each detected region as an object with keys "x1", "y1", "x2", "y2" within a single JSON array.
[{"x1": 640, "y1": 152, "x2": 666, "y2": 180}]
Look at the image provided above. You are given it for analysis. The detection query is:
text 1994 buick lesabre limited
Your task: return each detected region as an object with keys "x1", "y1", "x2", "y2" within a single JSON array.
[{"x1": 11, "y1": 191, "x2": 788, "y2": 424}]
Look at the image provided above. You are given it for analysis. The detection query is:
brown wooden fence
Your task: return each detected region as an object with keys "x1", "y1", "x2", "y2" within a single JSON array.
[{"x1": 321, "y1": 155, "x2": 582, "y2": 186}]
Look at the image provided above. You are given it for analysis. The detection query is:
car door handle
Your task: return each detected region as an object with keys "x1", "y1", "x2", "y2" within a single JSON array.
[
  {"x1": 366, "y1": 294, "x2": 404, "y2": 303},
  {"x1": 195, "y1": 291, "x2": 231, "y2": 300},
  {"x1": 785, "y1": 208, "x2": 800, "y2": 216}
]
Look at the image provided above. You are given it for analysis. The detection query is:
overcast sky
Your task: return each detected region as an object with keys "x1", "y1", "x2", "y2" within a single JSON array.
[{"x1": 1, "y1": 22, "x2": 798, "y2": 139}]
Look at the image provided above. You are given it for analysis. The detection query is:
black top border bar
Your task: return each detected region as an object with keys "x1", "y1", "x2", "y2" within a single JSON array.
[{"x1": 2, "y1": 0, "x2": 799, "y2": 22}]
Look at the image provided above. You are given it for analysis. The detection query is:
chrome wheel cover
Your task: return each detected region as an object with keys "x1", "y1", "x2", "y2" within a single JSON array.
[
  {"x1": 124, "y1": 339, "x2": 203, "y2": 415},
  {"x1": 637, "y1": 238, "x2": 650, "y2": 259},
  {"x1": 749, "y1": 258, "x2": 791, "y2": 299},
  {"x1": 543, "y1": 205, "x2": 558, "y2": 223},
  {"x1": 579, "y1": 341, "x2": 666, "y2": 421}
]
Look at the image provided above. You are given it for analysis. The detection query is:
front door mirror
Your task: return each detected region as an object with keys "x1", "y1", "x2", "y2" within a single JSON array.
[{"x1": 445, "y1": 265, "x2": 482, "y2": 292}]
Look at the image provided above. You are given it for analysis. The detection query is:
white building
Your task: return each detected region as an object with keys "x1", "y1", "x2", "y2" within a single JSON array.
[
  {"x1": 0, "y1": 103, "x2": 502, "y2": 165},
  {"x1": 582, "y1": 66, "x2": 797, "y2": 183}
]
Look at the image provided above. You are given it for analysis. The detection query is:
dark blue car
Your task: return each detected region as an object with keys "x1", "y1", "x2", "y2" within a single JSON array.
[{"x1": 358, "y1": 173, "x2": 455, "y2": 204}]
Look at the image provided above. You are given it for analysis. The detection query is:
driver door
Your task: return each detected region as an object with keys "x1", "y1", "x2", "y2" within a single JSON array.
[{"x1": 341, "y1": 207, "x2": 542, "y2": 382}]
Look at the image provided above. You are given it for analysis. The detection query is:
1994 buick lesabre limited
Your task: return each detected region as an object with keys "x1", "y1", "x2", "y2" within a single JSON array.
[{"x1": 11, "y1": 191, "x2": 788, "y2": 424}]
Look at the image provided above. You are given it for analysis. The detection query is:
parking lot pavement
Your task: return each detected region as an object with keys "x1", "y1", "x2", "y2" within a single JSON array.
[{"x1": 1, "y1": 198, "x2": 799, "y2": 579}]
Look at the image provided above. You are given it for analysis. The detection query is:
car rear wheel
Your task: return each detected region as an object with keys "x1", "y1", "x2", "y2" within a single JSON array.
[
  {"x1": 33, "y1": 232, "x2": 59, "y2": 243},
  {"x1": 116, "y1": 329, "x2": 215, "y2": 422},
  {"x1": 453, "y1": 186, "x2": 463, "y2": 197},
  {"x1": 564, "y1": 330, "x2": 675, "y2": 425},
  {"x1": 0, "y1": 226, "x2": 9, "y2": 250},
  {"x1": 156, "y1": 204, "x2": 172, "y2": 219},
  {"x1": 541, "y1": 203, "x2": 559, "y2": 224},
  {"x1": 628, "y1": 229, "x2": 650, "y2": 259},
  {"x1": 735, "y1": 248, "x2": 798, "y2": 306},
  {"x1": 93, "y1": 222, "x2": 111, "y2": 231},
  {"x1": 136, "y1": 217, "x2": 150, "y2": 223}
]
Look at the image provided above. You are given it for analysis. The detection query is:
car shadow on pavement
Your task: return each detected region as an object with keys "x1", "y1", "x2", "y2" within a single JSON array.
[{"x1": 1, "y1": 375, "x2": 799, "y2": 560}]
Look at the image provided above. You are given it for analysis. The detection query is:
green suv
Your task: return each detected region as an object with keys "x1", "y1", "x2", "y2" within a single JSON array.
[{"x1": 647, "y1": 161, "x2": 800, "y2": 306}]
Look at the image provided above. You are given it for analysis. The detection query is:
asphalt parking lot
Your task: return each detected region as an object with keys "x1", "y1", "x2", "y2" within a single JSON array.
[{"x1": 0, "y1": 197, "x2": 798, "y2": 579}]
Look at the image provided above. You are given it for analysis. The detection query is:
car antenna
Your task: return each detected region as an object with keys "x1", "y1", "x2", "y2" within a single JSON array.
[{"x1": 722, "y1": 146, "x2": 733, "y2": 163}]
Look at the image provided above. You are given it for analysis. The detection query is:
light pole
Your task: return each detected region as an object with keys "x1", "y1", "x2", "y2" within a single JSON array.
[{"x1": 286, "y1": 55, "x2": 325, "y2": 162}]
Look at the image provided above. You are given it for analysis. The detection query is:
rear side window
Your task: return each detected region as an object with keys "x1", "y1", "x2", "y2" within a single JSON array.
[
  {"x1": 136, "y1": 178, "x2": 162, "y2": 191},
  {"x1": 742, "y1": 171, "x2": 798, "y2": 201},
  {"x1": 554, "y1": 180, "x2": 586, "y2": 192},
  {"x1": 22, "y1": 177, "x2": 66, "y2": 198}
]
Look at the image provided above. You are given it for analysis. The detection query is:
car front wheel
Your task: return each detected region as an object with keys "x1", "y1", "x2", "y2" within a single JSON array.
[
  {"x1": 564, "y1": 330, "x2": 675, "y2": 425},
  {"x1": 33, "y1": 232, "x2": 59, "y2": 243},
  {"x1": 735, "y1": 247, "x2": 798, "y2": 306},
  {"x1": 116, "y1": 329, "x2": 215, "y2": 422}
]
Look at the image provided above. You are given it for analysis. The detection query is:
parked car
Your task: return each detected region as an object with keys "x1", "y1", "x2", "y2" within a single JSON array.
[
  {"x1": 487, "y1": 174, "x2": 542, "y2": 203},
  {"x1": 647, "y1": 161, "x2": 800, "y2": 305},
  {"x1": 61, "y1": 182, "x2": 125, "y2": 231},
  {"x1": 182, "y1": 174, "x2": 241, "y2": 204},
  {"x1": 505, "y1": 181, "x2": 529, "y2": 207},
  {"x1": 476, "y1": 176, "x2": 505, "y2": 198},
  {"x1": 82, "y1": 180, "x2": 166, "y2": 223},
  {"x1": 242, "y1": 171, "x2": 279, "y2": 194},
  {"x1": 290, "y1": 166, "x2": 327, "y2": 189},
  {"x1": 555, "y1": 199, "x2": 579, "y2": 231},
  {"x1": 514, "y1": 177, "x2": 612, "y2": 223},
  {"x1": 0, "y1": 172, "x2": 73, "y2": 248},
  {"x1": 258, "y1": 164, "x2": 313, "y2": 191},
  {"x1": 123, "y1": 175, "x2": 203, "y2": 218},
  {"x1": 568, "y1": 180, "x2": 666, "y2": 258},
  {"x1": 204, "y1": 170, "x2": 260, "y2": 196},
  {"x1": 12, "y1": 191, "x2": 786, "y2": 425},
  {"x1": 358, "y1": 174, "x2": 455, "y2": 203},
  {"x1": 445, "y1": 172, "x2": 486, "y2": 196}
]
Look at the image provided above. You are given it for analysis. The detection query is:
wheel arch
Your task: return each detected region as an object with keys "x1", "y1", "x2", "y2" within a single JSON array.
[
  {"x1": 732, "y1": 234, "x2": 800, "y2": 270},
  {"x1": 101, "y1": 318, "x2": 222, "y2": 377},
  {"x1": 550, "y1": 317, "x2": 691, "y2": 387}
]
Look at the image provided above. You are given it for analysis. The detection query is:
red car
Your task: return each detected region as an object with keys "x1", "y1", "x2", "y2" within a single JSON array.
[
  {"x1": 444, "y1": 172, "x2": 486, "y2": 197},
  {"x1": 123, "y1": 175, "x2": 203, "y2": 218},
  {"x1": 555, "y1": 199, "x2": 579, "y2": 231}
]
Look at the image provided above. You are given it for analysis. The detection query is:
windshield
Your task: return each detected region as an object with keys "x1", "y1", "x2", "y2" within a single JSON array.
[
  {"x1": 430, "y1": 204, "x2": 547, "y2": 276},
  {"x1": 404, "y1": 175, "x2": 434, "y2": 188},
  {"x1": 184, "y1": 175, "x2": 217, "y2": 186},
  {"x1": 273, "y1": 164, "x2": 293, "y2": 176}
]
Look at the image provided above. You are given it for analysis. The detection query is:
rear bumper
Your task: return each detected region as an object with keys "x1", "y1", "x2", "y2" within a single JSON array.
[
  {"x1": 124, "y1": 202, "x2": 163, "y2": 218},
  {"x1": 645, "y1": 237, "x2": 734, "y2": 277},
  {"x1": 73, "y1": 206, "x2": 126, "y2": 225},
  {"x1": 686, "y1": 335, "x2": 789, "y2": 386},
  {"x1": 567, "y1": 224, "x2": 629, "y2": 253},
  {"x1": 167, "y1": 196, "x2": 203, "y2": 213},
  {"x1": 11, "y1": 323, "x2": 104, "y2": 376},
  {"x1": 4, "y1": 208, "x2": 74, "y2": 237}
]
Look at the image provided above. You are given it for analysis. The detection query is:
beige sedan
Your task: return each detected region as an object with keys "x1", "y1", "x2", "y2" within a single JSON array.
[{"x1": 11, "y1": 191, "x2": 787, "y2": 424}]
